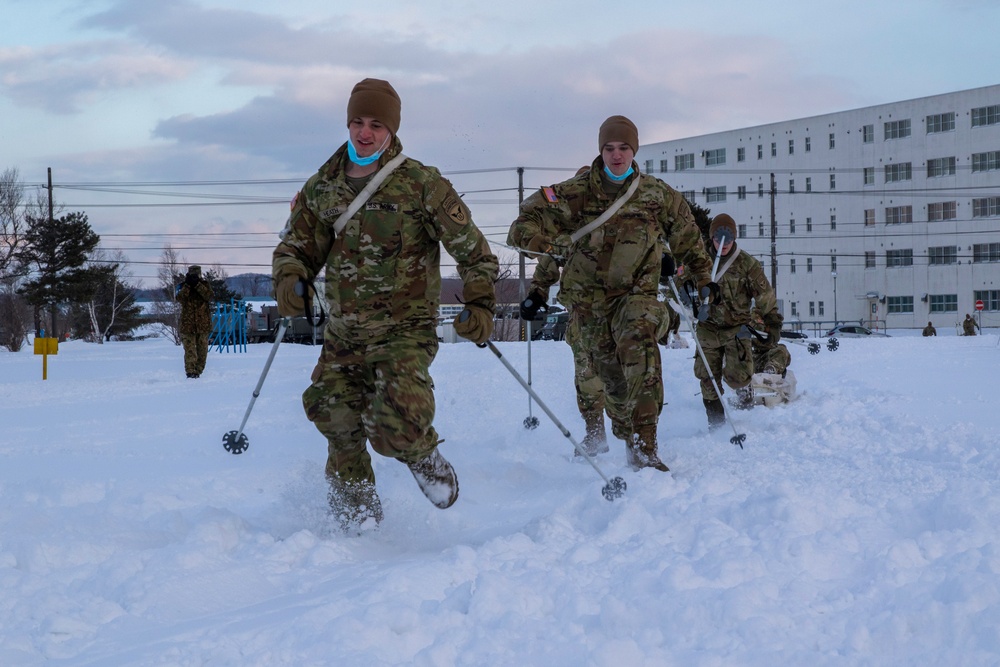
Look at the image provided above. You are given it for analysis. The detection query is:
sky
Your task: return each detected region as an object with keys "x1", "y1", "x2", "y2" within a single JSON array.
[
  {"x1": 2, "y1": 0, "x2": 999, "y2": 285},
  {"x1": 2, "y1": 326, "x2": 1000, "y2": 664}
]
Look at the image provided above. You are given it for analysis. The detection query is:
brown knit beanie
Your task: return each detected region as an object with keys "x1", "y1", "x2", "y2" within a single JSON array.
[
  {"x1": 598, "y1": 115, "x2": 639, "y2": 153},
  {"x1": 187, "y1": 265, "x2": 202, "y2": 276},
  {"x1": 709, "y1": 214, "x2": 737, "y2": 242},
  {"x1": 346, "y1": 78, "x2": 401, "y2": 135}
]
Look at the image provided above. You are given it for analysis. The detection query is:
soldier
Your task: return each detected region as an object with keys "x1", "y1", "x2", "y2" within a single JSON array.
[
  {"x1": 176, "y1": 265, "x2": 213, "y2": 378},
  {"x1": 922, "y1": 321, "x2": 937, "y2": 337},
  {"x1": 508, "y1": 115, "x2": 717, "y2": 472},
  {"x1": 694, "y1": 214, "x2": 782, "y2": 429},
  {"x1": 962, "y1": 314, "x2": 980, "y2": 336},
  {"x1": 272, "y1": 78, "x2": 498, "y2": 531},
  {"x1": 520, "y1": 167, "x2": 615, "y2": 457}
]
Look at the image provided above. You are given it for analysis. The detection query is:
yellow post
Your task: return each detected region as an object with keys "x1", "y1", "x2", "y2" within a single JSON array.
[{"x1": 33, "y1": 337, "x2": 59, "y2": 380}]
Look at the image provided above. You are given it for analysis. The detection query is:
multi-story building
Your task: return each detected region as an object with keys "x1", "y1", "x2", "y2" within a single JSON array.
[{"x1": 637, "y1": 85, "x2": 1000, "y2": 333}]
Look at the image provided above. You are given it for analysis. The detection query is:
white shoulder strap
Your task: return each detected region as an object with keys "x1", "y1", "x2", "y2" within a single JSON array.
[
  {"x1": 333, "y1": 153, "x2": 408, "y2": 235},
  {"x1": 569, "y1": 175, "x2": 641, "y2": 244},
  {"x1": 714, "y1": 247, "x2": 742, "y2": 281}
]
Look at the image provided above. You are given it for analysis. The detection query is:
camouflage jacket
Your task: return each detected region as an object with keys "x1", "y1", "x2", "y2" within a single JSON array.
[
  {"x1": 272, "y1": 137, "x2": 498, "y2": 340},
  {"x1": 176, "y1": 281, "x2": 214, "y2": 334},
  {"x1": 529, "y1": 254, "x2": 561, "y2": 302},
  {"x1": 507, "y1": 156, "x2": 712, "y2": 312},
  {"x1": 703, "y1": 242, "x2": 781, "y2": 330}
]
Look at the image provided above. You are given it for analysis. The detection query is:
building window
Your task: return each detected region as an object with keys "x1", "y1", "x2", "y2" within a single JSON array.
[
  {"x1": 927, "y1": 157, "x2": 957, "y2": 177},
  {"x1": 805, "y1": 136, "x2": 811, "y2": 152},
  {"x1": 884, "y1": 162, "x2": 913, "y2": 183},
  {"x1": 738, "y1": 224, "x2": 746, "y2": 238},
  {"x1": 682, "y1": 190, "x2": 696, "y2": 202},
  {"x1": 831, "y1": 255, "x2": 837, "y2": 271},
  {"x1": 788, "y1": 139, "x2": 794, "y2": 155},
  {"x1": 829, "y1": 133, "x2": 835, "y2": 149},
  {"x1": 974, "y1": 290, "x2": 1000, "y2": 311},
  {"x1": 705, "y1": 186, "x2": 726, "y2": 202},
  {"x1": 675, "y1": 153, "x2": 694, "y2": 171},
  {"x1": 659, "y1": 159, "x2": 668, "y2": 172},
  {"x1": 737, "y1": 185, "x2": 747, "y2": 200},
  {"x1": 644, "y1": 160, "x2": 653, "y2": 173},
  {"x1": 791, "y1": 302, "x2": 798, "y2": 316},
  {"x1": 789, "y1": 179, "x2": 795, "y2": 194},
  {"x1": 865, "y1": 251, "x2": 875, "y2": 268},
  {"x1": 737, "y1": 146, "x2": 746, "y2": 162},
  {"x1": 926, "y1": 112, "x2": 955, "y2": 133},
  {"x1": 758, "y1": 183, "x2": 764, "y2": 198},
  {"x1": 884, "y1": 119, "x2": 912, "y2": 140},
  {"x1": 886, "y1": 249, "x2": 914, "y2": 267},
  {"x1": 809, "y1": 301, "x2": 815, "y2": 317},
  {"x1": 971, "y1": 104, "x2": 1000, "y2": 127},
  {"x1": 864, "y1": 209, "x2": 875, "y2": 226},
  {"x1": 757, "y1": 144, "x2": 763, "y2": 159},
  {"x1": 929, "y1": 294, "x2": 958, "y2": 313},
  {"x1": 928, "y1": 246, "x2": 958, "y2": 265},
  {"x1": 758, "y1": 221, "x2": 765, "y2": 236},
  {"x1": 818, "y1": 301, "x2": 824, "y2": 316},
  {"x1": 831, "y1": 214, "x2": 837, "y2": 231},
  {"x1": 971, "y1": 151, "x2": 1000, "y2": 172},
  {"x1": 771, "y1": 142, "x2": 777, "y2": 157},
  {"x1": 862, "y1": 124, "x2": 874, "y2": 143},
  {"x1": 887, "y1": 296, "x2": 914, "y2": 314},
  {"x1": 790, "y1": 259, "x2": 796, "y2": 274},
  {"x1": 829, "y1": 174, "x2": 836, "y2": 190},
  {"x1": 864, "y1": 167, "x2": 875, "y2": 185},
  {"x1": 790, "y1": 218, "x2": 796, "y2": 234},
  {"x1": 928, "y1": 201, "x2": 957, "y2": 221},
  {"x1": 886, "y1": 206, "x2": 913, "y2": 224},
  {"x1": 705, "y1": 148, "x2": 726, "y2": 166},
  {"x1": 807, "y1": 257, "x2": 813, "y2": 273},
  {"x1": 973, "y1": 243, "x2": 1000, "y2": 263},
  {"x1": 805, "y1": 177, "x2": 812, "y2": 192},
  {"x1": 972, "y1": 197, "x2": 1000, "y2": 217},
  {"x1": 806, "y1": 217, "x2": 813, "y2": 232}
]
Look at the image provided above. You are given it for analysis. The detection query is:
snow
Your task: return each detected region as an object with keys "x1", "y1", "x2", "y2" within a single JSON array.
[{"x1": 2, "y1": 329, "x2": 999, "y2": 666}]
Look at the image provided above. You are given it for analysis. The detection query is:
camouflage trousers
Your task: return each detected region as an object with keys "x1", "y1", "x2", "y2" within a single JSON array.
[
  {"x1": 752, "y1": 343, "x2": 791, "y2": 375},
  {"x1": 585, "y1": 294, "x2": 669, "y2": 435},
  {"x1": 565, "y1": 308, "x2": 606, "y2": 416},
  {"x1": 180, "y1": 333, "x2": 209, "y2": 376},
  {"x1": 694, "y1": 324, "x2": 754, "y2": 402},
  {"x1": 303, "y1": 327, "x2": 440, "y2": 485}
]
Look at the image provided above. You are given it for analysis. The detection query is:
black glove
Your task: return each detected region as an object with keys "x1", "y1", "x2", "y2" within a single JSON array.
[
  {"x1": 185, "y1": 273, "x2": 200, "y2": 287},
  {"x1": 520, "y1": 291, "x2": 547, "y2": 320},
  {"x1": 701, "y1": 281, "x2": 722, "y2": 305},
  {"x1": 659, "y1": 254, "x2": 676, "y2": 285},
  {"x1": 767, "y1": 324, "x2": 781, "y2": 347},
  {"x1": 682, "y1": 280, "x2": 704, "y2": 321}
]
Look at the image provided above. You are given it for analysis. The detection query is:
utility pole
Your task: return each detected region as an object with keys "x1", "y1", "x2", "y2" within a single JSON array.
[
  {"x1": 769, "y1": 172, "x2": 777, "y2": 289},
  {"x1": 517, "y1": 167, "x2": 526, "y2": 342}
]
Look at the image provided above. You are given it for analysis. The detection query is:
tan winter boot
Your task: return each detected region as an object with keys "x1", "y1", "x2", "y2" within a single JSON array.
[
  {"x1": 404, "y1": 448, "x2": 459, "y2": 509},
  {"x1": 576, "y1": 410, "x2": 610, "y2": 457},
  {"x1": 626, "y1": 424, "x2": 670, "y2": 472},
  {"x1": 328, "y1": 475, "x2": 383, "y2": 534},
  {"x1": 733, "y1": 385, "x2": 755, "y2": 410}
]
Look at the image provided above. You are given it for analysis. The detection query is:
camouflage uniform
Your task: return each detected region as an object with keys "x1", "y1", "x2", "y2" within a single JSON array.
[
  {"x1": 752, "y1": 341, "x2": 791, "y2": 375},
  {"x1": 273, "y1": 137, "x2": 498, "y2": 489},
  {"x1": 962, "y1": 315, "x2": 979, "y2": 336},
  {"x1": 508, "y1": 156, "x2": 712, "y2": 465},
  {"x1": 176, "y1": 268, "x2": 213, "y2": 377},
  {"x1": 694, "y1": 242, "x2": 781, "y2": 405}
]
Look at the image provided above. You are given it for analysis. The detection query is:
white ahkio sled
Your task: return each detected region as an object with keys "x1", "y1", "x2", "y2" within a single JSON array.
[{"x1": 751, "y1": 369, "x2": 798, "y2": 407}]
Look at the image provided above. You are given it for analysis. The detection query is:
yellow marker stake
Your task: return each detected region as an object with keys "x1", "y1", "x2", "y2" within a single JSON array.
[{"x1": 33, "y1": 337, "x2": 59, "y2": 380}]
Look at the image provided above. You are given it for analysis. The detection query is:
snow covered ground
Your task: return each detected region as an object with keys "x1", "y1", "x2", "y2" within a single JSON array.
[{"x1": 2, "y1": 328, "x2": 999, "y2": 666}]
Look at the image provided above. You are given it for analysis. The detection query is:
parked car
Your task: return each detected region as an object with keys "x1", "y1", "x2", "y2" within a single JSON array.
[
  {"x1": 780, "y1": 329, "x2": 809, "y2": 340},
  {"x1": 536, "y1": 311, "x2": 569, "y2": 341},
  {"x1": 823, "y1": 324, "x2": 890, "y2": 338}
]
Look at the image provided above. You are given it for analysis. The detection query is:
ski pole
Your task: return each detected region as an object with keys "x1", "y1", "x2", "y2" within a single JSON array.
[
  {"x1": 665, "y1": 275, "x2": 746, "y2": 449},
  {"x1": 524, "y1": 318, "x2": 539, "y2": 429},
  {"x1": 746, "y1": 326, "x2": 825, "y2": 355},
  {"x1": 222, "y1": 316, "x2": 290, "y2": 454},
  {"x1": 464, "y1": 328, "x2": 626, "y2": 501}
]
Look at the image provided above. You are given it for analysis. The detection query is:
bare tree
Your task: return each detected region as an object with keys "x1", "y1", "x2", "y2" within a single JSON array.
[
  {"x1": 492, "y1": 249, "x2": 525, "y2": 342},
  {"x1": 83, "y1": 248, "x2": 141, "y2": 343},
  {"x1": 151, "y1": 245, "x2": 185, "y2": 344}
]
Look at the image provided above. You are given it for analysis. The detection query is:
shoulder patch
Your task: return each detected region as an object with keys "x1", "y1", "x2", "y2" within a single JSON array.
[
  {"x1": 290, "y1": 192, "x2": 299, "y2": 210},
  {"x1": 542, "y1": 186, "x2": 558, "y2": 203},
  {"x1": 443, "y1": 193, "x2": 468, "y2": 225}
]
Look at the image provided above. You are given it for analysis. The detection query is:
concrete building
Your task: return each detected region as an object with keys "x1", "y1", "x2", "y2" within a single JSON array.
[{"x1": 637, "y1": 85, "x2": 1000, "y2": 333}]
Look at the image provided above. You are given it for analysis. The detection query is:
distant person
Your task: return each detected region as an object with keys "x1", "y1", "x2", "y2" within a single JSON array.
[
  {"x1": 176, "y1": 265, "x2": 213, "y2": 378},
  {"x1": 520, "y1": 167, "x2": 614, "y2": 457},
  {"x1": 694, "y1": 214, "x2": 782, "y2": 429},
  {"x1": 508, "y1": 115, "x2": 716, "y2": 472},
  {"x1": 272, "y1": 78, "x2": 498, "y2": 532},
  {"x1": 922, "y1": 321, "x2": 937, "y2": 337},
  {"x1": 962, "y1": 314, "x2": 980, "y2": 336}
]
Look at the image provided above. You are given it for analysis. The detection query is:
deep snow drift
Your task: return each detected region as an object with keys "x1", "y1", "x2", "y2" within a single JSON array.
[{"x1": 2, "y1": 328, "x2": 999, "y2": 666}]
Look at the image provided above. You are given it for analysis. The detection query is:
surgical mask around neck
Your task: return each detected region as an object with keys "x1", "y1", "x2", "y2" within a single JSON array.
[
  {"x1": 347, "y1": 134, "x2": 390, "y2": 166},
  {"x1": 603, "y1": 164, "x2": 634, "y2": 182}
]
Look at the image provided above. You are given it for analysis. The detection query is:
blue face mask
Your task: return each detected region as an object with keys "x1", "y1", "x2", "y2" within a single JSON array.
[
  {"x1": 603, "y1": 165, "x2": 634, "y2": 182},
  {"x1": 347, "y1": 139, "x2": 383, "y2": 166}
]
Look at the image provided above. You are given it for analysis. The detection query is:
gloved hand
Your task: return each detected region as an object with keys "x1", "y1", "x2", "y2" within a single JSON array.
[
  {"x1": 454, "y1": 304, "x2": 493, "y2": 344},
  {"x1": 520, "y1": 291, "x2": 547, "y2": 320},
  {"x1": 766, "y1": 323, "x2": 782, "y2": 347},
  {"x1": 525, "y1": 234, "x2": 552, "y2": 255},
  {"x1": 659, "y1": 254, "x2": 676, "y2": 285},
  {"x1": 701, "y1": 281, "x2": 722, "y2": 305},
  {"x1": 274, "y1": 273, "x2": 308, "y2": 317},
  {"x1": 185, "y1": 273, "x2": 200, "y2": 287}
]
